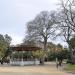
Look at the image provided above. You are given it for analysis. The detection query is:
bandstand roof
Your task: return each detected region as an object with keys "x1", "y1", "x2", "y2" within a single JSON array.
[{"x1": 10, "y1": 45, "x2": 41, "y2": 51}]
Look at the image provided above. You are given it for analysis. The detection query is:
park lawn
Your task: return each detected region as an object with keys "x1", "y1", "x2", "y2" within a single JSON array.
[{"x1": 64, "y1": 64, "x2": 75, "y2": 72}]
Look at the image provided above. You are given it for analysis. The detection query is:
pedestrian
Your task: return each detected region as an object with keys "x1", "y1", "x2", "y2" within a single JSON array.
[{"x1": 59, "y1": 59, "x2": 62, "y2": 66}]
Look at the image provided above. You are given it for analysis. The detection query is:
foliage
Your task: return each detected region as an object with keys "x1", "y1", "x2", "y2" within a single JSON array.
[
  {"x1": 47, "y1": 47, "x2": 69, "y2": 61},
  {"x1": 70, "y1": 37, "x2": 75, "y2": 49},
  {"x1": 57, "y1": 44, "x2": 63, "y2": 49},
  {"x1": 57, "y1": 50, "x2": 68, "y2": 59},
  {"x1": 0, "y1": 34, "x2": 12, "y2": 59},
  {"x1": 47, "y1": 51, "x2": 56, "y2": 61},
  {"x1": 4, "y1": 34, "x2": 12, "y2": 46},
  {"x1": 32, "y1": 50, "x2": 46, "y2": 59},
  {"x1": 13, "y1": 51, "x2": 33, "y2": 59}
]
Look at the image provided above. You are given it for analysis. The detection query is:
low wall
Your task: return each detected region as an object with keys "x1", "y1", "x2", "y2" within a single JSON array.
[{"x1": 10, "y1": 60, "x2": 40, "y2": 66}]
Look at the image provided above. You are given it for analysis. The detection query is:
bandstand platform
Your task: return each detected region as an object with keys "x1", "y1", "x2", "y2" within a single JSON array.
[{"x1": 9, "y1": 45, "x2": 41, "y2": 66}]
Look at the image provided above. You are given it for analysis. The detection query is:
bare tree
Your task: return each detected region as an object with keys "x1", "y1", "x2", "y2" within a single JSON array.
[
  {"x1": 56, "y1": 0, "x2": 75, "y2": 48},
  {"x1": 56, "y1": 0, "x2": 75, "y2": 59},
  {"x1": 58, "y1": 0, "x2": 75, "y2": 32},
  {"x1": 57, "y1": 21, "x2": 74, "y2": 57},
  {"x1": 25, "y1": 11, "x2": 57, "y2": 51},
  {"x1": 57, "y1": 19, "x2": 73, "y2": 48}
]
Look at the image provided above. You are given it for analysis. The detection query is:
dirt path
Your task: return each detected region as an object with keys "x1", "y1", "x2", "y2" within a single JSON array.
[{"x1": 0, "y1": 62, "x2": 73, "y2": 75}]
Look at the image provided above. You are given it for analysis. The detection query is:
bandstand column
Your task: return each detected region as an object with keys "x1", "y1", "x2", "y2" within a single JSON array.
[
  {"x1": 21, "y1": 48, "x2": 24, "y2": 66},
  {"x1": 10, "y1": 51, "x2": 15, "y2": 65},
  {"x1": 18, "y1": 51, "x2": 20, "y2": 65}
]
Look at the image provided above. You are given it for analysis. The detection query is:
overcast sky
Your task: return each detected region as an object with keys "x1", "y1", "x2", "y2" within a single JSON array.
[{"x1": 0, "y1": 0, "x2": 67, "y2": 46}]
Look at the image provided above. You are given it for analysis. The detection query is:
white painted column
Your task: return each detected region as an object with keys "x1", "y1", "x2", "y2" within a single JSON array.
[{"x1": 21, "y1": 49, "x2": 24, "y2": 66}]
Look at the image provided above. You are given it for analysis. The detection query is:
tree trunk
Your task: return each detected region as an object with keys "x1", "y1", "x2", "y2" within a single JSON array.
[
  {"x1": 40, "y1": 57, "x2": 44, "y2": 65},
  {"x1": 67, "y1": 41, "x2": 73, "y2": 61},
  {"x1": 44, "y1": 37, "x2": 47, "y2": 51},
  {"x1": 40, "y1": 37, "x2": 47, "y2": 65}
]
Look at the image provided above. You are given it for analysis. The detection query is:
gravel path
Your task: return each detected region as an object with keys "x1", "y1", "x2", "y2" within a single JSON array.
[
  {"x1": 0, "y1": 72, "x2": 50, "y2": 75},
  {"x1": 0, "y1": 62, "x2": 74, "y2": 75}
]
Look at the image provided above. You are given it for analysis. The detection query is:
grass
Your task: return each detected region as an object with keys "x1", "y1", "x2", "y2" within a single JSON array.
[{"x1": 64, "y1": 64, "x2": 75, "y2": 72}]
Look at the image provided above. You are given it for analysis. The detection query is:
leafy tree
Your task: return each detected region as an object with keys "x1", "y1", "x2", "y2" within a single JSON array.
[
  {"x1": 47, "y1": 51, "x2": 56, "y2": 61},
  {"x1": 47, "y1": 43, "x2": 67, "y2": 61},
  {"x1": 33, "y1": 50, "x2": 46, "y2": 58},
  {"x1": 0, "y1": 34, "x2": 12, "y2": 59},
  {"x1": 0, "y1": 34, "x2": 6, "y2": 58},
  {"x1": 56, "y1": 49, "x2": 68, "y2": 60},
  {"x1": 70, "y1": 36, "x2": 75, "y2": 49},
  {"x1": 12, "y1": 51, "x2": 33, "y2": 60},
  {"x1": 32, "y1": 50, "x2": 47, "y2": 64},
  {"x1": 4, "y1": 34, "x2": 12, "y2": 46},
  {"x1": 57, "y1": 44, "x2": 63, "y2": 49}
]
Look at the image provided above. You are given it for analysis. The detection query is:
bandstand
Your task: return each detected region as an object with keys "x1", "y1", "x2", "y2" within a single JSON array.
[{"x1": 10, "y1": 45, "x2": 41, "y2": 66}]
